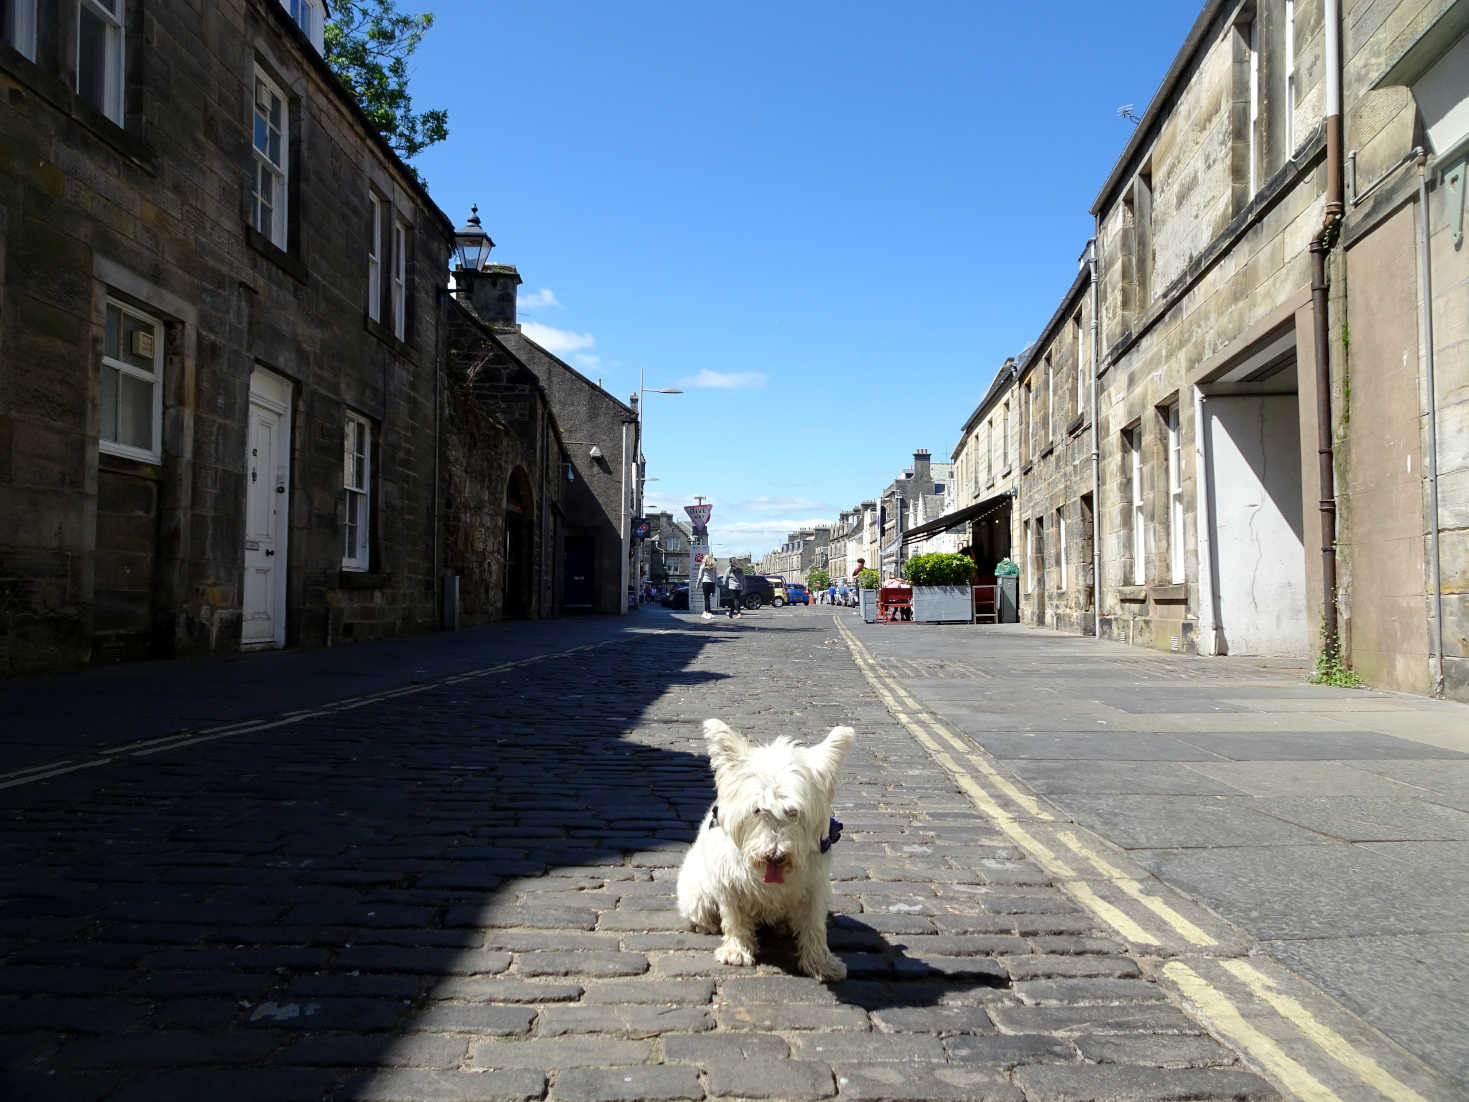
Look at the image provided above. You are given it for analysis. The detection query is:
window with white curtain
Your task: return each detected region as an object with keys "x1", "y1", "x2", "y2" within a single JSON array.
[
  {"x1": 251, "y1": 68, "x2": 289, "y2": 248},
  {"x1": 1058, "y1": 508, "x2": 1068, "y2": 591},
  {"x1": 343, "y1": 413, "x2": 372, "y2": 571},
  {"x1": 1168, "y1": 402, "x2": 1185, "y2": 583},
  {"x1": 391, "y1": 218, "x2": 408, "y2": 339},
  {"x1": 3, "y1": 0, "x2": 37, "y2": 58},
  {"x1": 1129, "y1": 426, "x2": 1145, "y2": 585},
  {"x1": 1074, "y1": 310, "x2": 1086, "y2": 417},
  {"x1": 100, "y1": 299, "x2": 163, "y2": 462},
  {"x1": 367, "y1": 194, "x2": 382, "y2": 322},
  {"x1": 77, "y1": 0, "x2": 125, "y2": 123},
  {"x1": 284, "y1": 0, "x2": 324, "y2": 51}
]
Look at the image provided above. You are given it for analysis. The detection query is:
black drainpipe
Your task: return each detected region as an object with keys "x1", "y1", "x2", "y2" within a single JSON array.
[{"x1": 1313, "y1": 0, "x2": 1344, "y2": 649}]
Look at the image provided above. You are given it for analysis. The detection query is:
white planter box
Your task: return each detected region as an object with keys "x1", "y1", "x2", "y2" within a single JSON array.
[
  {"x1": 859, "y1": 588, "x2": 878, "y2": 622},
  {"x1": 912, "y1": 585, "x2": 973, "y2": 622}
]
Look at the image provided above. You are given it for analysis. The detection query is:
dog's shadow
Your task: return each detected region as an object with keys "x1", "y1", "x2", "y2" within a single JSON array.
[{"x1": 754, "y1": 914, "x2": 1011, "y2": 1012}]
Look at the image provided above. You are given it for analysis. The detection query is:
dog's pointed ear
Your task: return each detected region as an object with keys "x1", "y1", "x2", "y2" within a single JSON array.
[
  {"x1": 703, "y1": 718, "x2": 750, "y2": 776},
  {"x1": 806, "y1": 725, "x2": 855, "y2": 792}
]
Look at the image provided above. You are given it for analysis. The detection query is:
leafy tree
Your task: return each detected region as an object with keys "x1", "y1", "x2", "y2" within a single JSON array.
[
  {"x1": 325, "y1": 0, "x2": 448, "y2": 166},
  {"x1": 807, "y1": 568, "x2": 831, "y2": 592}
]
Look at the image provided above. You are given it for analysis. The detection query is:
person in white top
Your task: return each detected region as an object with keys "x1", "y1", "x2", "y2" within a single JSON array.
[{"x1": 696, "y1": 555, "x2": 719, "y2": 618}]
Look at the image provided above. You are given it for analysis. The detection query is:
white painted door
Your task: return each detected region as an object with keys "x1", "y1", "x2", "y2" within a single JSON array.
[
  {"x1": 242, "y1": 369, "x2": 291, "y2": 647},
  {"x1": 1205, "y1": 394, "x2": 1308, "y2": 656}
]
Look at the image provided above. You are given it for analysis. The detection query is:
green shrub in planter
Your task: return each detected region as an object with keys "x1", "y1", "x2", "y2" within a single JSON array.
[
  {"x1": 902, "y1": 553, "x2": 977, "y2": 587},
  {"x1": 856, "y1": 568, "x2": 880, "y2": 590}
]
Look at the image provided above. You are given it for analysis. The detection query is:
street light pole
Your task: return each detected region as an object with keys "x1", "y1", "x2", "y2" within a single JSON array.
[{"x1": 630, "y1": 368, "x2": 682, "y2": 609}]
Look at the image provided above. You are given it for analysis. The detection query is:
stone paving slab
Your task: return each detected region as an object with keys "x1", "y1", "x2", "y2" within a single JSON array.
[{"x1": 0, "y1": 611, "x2": 1277, "y2": 1101}]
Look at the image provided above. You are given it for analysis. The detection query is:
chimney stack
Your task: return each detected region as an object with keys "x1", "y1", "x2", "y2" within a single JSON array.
[
  {"x1": 465, "y1": 263, "x2": 521, "y2": 330},
  {"x1": 912, "y1": 449, "x2": 931, "y2": 484}
]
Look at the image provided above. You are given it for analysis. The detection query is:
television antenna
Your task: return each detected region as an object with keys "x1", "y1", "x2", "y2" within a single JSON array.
[{"x1": 1116, "y1": 104, "x2": 1140, "y2": 126}]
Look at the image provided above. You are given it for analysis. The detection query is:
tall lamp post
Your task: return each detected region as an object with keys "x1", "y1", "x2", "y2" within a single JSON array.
[{"x1": 632, "y1": 370, "x2": 681, "y2": 606}]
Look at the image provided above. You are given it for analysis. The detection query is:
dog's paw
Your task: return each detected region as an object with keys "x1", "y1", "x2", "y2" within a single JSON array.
[
  {"x1": 801, "y1": 951, "x2": 847, "y2": 982},
  {"x1": 715, "y1": 940, "x2": 756, "y2": 967}
]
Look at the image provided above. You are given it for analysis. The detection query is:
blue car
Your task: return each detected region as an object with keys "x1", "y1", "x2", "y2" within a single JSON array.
[{"x1": 786, "y1": 583, "x2": 811, "y2": 605}]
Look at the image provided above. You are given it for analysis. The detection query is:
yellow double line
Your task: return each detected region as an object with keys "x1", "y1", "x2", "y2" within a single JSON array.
[
  {"x1": 834, "y1": 617, "x2": 1210, "y2": 949},
  {"x1": 834, "y1": 617, "x2": 1439, "y2": 1102}
]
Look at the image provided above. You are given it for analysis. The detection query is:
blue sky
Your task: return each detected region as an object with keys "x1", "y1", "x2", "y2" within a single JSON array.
[{"x1": 405, "y1": 1, "x2": 1201, "y2": 559}]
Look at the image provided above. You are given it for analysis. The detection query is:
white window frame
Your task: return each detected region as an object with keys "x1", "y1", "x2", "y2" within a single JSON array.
[
  {"x1": 1001, "y1": 401, "x2": 1009, "y2": 468},
  {"x1": 285, "y1": 0, "x2": 324, "y2": 52},
  {"x1": 1045, "y1": 354, "x2": 1053, "y2": 441},
  {"x1": 3, "y1": 0, "x2": 37, "y2": 59},
  {"x1": 99, "y1": 298, "x2": 163, "y2": 463},
  {"x1": 1248, "y1": 14, "x2": 1260, "y2": 194},
  {"x1": 1168, "y1": 402, "x2": 1185, "y2": 583},
  {"x1": 1074, "y1": 312, "x2": 1086, "y2": 417},
  {"x1": 1129, "y1": 426, "x2": 1145, "y2": 585},
  {"x1": 251, "y1": 66, "x2": 289, "y2": 249},
  {"x1": 1058, "y1": 508, "x2": 1068, "y2": 591},
  {"x1": 343, "y1": 412, "x2": 372, "y2": 571},
  {"x1": 391, "y1": 217, "x2": 408, "y2": 339},
  {"x1": 1024, "y1": 521, "x2": 1034, "y2": 594},
  {"x1": 1284, "y1": 0, "x2": 1295, "y2": 153},
  {"x1": 76, "y1": 0, "x2": 124, "y2": 124},
  {"x1": 367, "y1": 194, "x2": 382, "y2": 323}
]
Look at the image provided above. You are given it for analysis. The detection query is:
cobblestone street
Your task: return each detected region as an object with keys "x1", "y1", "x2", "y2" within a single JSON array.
[{"x1": 0, "y1": 610, "x2": 1293, "y2": 1101}]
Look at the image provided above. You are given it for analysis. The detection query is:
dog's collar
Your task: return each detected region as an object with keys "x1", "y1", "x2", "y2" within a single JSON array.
[
  {"x1": 710, "y1": 806, "x2": 842, "y2": 853},
  {"x1": 820, "y1": 816, "x2": 844, "y2": 853}
]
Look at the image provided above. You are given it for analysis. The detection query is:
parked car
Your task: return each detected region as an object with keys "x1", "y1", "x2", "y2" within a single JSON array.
[
  {"x1": 786, "y1": 583, "x2": 810, "y2": 605},
  {"x1": 721, "y1": 573, "x2": 773, "y2": 610},
  {"x1": 661, "y1": 585, "x2": 689, "y2": 610},
  {"x1": 763, "y1": 576, "x2": 788, "y2": 607}
]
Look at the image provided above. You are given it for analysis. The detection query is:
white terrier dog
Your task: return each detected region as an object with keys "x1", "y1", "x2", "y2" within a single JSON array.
[{"x1": 676, "y1": 718, "x2": 855, "y2": 981}]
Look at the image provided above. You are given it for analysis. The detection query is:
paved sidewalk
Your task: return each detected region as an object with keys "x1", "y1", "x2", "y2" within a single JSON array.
[
  {"x1": 845, "y1": 615, "x2": 1469, "y2": 1098},
  {"x1": 1, "y1": 608, "x2": 1281, "y2": 1101}
]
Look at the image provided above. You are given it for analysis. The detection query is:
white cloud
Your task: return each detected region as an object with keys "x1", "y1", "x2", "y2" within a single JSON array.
[
  {"x1": 519, "y1": 288, "x2": 560, "y2": 310},
  {"x1": 521, "y1": 321, "x2": 596, "y2": 357},
  {"x1": 676, "y1": 369, "x2": 768, "y2": 390},
  {"x1": 573, "y1": 353, "x2": 602, "y2": 372}
]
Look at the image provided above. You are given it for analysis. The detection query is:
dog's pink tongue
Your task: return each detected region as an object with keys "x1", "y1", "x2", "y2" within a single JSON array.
[{"x1": 763, "y1": 860, "x2": 785, "y2": 884}]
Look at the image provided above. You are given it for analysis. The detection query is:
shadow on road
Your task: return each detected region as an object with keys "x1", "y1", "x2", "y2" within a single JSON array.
[{"x1": 0, "y1": 622, "x2": 727, "y2": 1100}]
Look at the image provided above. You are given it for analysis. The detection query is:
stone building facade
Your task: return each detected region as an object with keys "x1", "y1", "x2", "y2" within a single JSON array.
[
  {"x1": 0, "y1": 0, "x2": 454, "y2": 671},
  {"x1": 948, "y1": 360, "x2": 1018, "y2": 576},
  {"x1": 997, "y1": 0, "x2": 1467, "y2": 699},
  {"x1": 1014, "y1": 264, "x2": 1098, "y2": 636},
  {"x1": 454, "y1": 264, "x2": 640, "y2": 618},
  {"x1": 1336, "y1": 0, "x2": 1469, "y2": 697},
  {"x1": 441, "y1": 294, "x2": 572, "y2": 625},
  {"x1": 756, "y1": 527, "x2": 829, "y2": 586}
]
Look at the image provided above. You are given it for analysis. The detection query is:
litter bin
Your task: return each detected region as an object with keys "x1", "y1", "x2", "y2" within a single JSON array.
[
  {"x1": 859, "y1": 587, "x2": 878, "y2": 623},
  {"x1": 997, "y1": 574, "x2": 1019, "y2": 623}
]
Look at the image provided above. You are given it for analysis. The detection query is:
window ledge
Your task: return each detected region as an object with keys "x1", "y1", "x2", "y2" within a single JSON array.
[
  {"x1": 1039, "y1": 443, "x2": 1055, "y2": 459},
  {"x1": 1066, "y1": 412, "x2": 1087, "y2": 437},
  {"x1": 1, "y1": 48, "x2": 156, "y2": 171},
  {"x1": 246, "y1": 225, "x2": 309, "y2": 284},
  {"x1": 365, "y1": 315, "x2": 414, "y2": 357},
  {"x1": 1151, "y1": 582, "x2": 1188, "y2": 602},
  {"x1": 338, "y1": 570, "x2": 392, "y2": 590},
  {"x1": 1117, "y1": 585, "x2": 1148, "y2": 603},
  {"x1": 1021, "y1": 461, "x2": 1034, "y2": 475}
]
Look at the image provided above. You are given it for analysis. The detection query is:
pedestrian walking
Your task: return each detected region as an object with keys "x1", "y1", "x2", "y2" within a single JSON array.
[
  {"x1": 724, "y1": 561, "x2": 744, "y2": 619},
  {"x1": 697, "y1": 555, "x2": 718, "y2": 619}
]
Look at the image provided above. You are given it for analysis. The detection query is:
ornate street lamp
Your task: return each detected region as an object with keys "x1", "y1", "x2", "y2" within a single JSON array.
[{"x1": 452, "y1": 205, "x2": 494, "y2": 272}]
